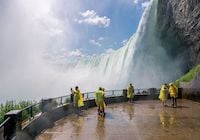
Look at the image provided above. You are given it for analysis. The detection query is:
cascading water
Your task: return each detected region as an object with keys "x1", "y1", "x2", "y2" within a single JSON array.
[
  {"x1": 64, "y1": 0, "x2": 184, "y2": 90},
  {"x1": 0, "y1": 0, "x2": 185, "y2": 102}
]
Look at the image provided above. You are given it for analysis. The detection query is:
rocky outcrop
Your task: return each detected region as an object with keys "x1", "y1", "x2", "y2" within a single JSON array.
[
  {"x1": 180, "y1": 73, "x2": 200, "y2": 89},
  {"x1": 157, "y1": 0, "x2": 200, "y2": 69}
]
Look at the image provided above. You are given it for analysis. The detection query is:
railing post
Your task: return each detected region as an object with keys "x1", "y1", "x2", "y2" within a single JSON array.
[
  {"x1": 87, "y1": 93, "x2": 89, "y2": 100},
  {"x1": 4, "y1": 110, "x2": 22, "y2": 139},
  {"x1": 178, "y1": 88, "x2": 183, "y2": 99},
  {"x1": 138, "y1": 89, "x2": 140, "y2": 95},
  {"x1": 123, "y1": 89, "x2": 128, "y2": 101},
  {"x1": 0, "y1": 125, "x2": 4, "y2": 139},
  {"x1": 112, "y1": 90, "x2": 114, "y2": 96},
  {"x1": 148, "y1": 88, "x2": 157, "y2": 99},
  {"x1": 0, "y1": 117, "x2": 11, "y2": 140},
  {"x1": 40, "y1": 99, "x2": 54, "y2": 113},
  {"x1": 61, "y1": 97, "x2": 63, "y2": 106},
  {"x1": 30, "y1": 106, "x2": 33, "y2": 119}
]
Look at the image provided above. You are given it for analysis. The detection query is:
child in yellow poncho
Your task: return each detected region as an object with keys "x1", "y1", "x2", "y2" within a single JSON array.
[{"x1": 159, "y1": 84, "x2": 169, "y2": 107}]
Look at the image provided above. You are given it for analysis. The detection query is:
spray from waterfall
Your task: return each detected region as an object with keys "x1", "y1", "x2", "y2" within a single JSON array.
[
  {"x1": 0, "y1": 0, "x2": 184, "y2": 102},
  {"x1": 61, "y1": 0, "x2": 184, "y2": 90}
]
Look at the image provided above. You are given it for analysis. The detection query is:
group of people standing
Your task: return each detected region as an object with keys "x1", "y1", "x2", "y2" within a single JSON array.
[
  {"x1": 125, "y1": 82, "x2": 179, "y2": 108},
  {"x1": 70, "y1": 86, "x2": 106, "y2": 117},
  {"x1": 95, "y1": 87, "x2": 106, "y2": 117},
  {"x1": 70, "y1": 85, "x2": 133, "y2": 117},
  {"x1": 70, "y1": 82, "x2": 177, "y2": 117},
  {"x1": 126, "y1": 82, "x2": 179, "y2": 108},
  {"x1": 159, "y1": 82, "x2": 178, "y2": 108}
]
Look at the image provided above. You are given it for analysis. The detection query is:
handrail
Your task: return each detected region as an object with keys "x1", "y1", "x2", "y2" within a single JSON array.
[
  {"x1": 21, "y1": 102, "x2": 40, "y2": 112},
  {"x1": 0, "y1": 87, "x2": 179, "y2": 140},
  {"x1": 51, "y1": 94, "x2": 71, "y2": 100},
  {"x1": 0, "y1": 88, "x2": 159, "y2": 127},
  {"x1": 0, "y1": 117, "x2": 10, "y2": 128},
  {"x1": 0, "y1": 88, "x2": 161, "y2": 140}
]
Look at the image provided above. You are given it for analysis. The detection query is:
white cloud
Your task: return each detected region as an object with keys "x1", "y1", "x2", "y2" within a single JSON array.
[
  {"x1": 100, "y1": 48, "x2": 115, "y2": 56},
  {"x1": 121, "y1": 39, "x2": 128, "y2": 46},
  {"x1": 80, "y1": 10, "x2": 96, "y2": 18},
  {"x1": 98, "y1": 37, "x2": 104, "y2": 41},
  {"x1": 89, "y1": 37, "x2": 104, "y2": 47},
  {"x1": 75, "y1": 10, "x2": 110, "y2": 28},
  {"x1": 105, "y1": 48, "x2": 115, "y2": 54},
  {"x1": 68, "y1": 49, "x2": 84, "y2": 57},
  {"x1": 133, "y1": 0, "x2": 140, "y2": 4},
  {"x1": 89, "y1": 39, "x2": 102, "y2": 47}
]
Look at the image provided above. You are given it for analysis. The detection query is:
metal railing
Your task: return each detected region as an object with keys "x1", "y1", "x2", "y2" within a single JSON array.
[
  {"x1": 19, "y1": 95, "x2": 71, "y2": 127},
  {"x1": 0, "y1": 88, "x2": 160, "y2": 139},
  {"x1": 0, "y1": 117, "x2": 10, "y2": 139},
  {"x1": 20, "y1": 102, "x2": 41, "y2": 127},
  {"x1": 0, "y1": 117, "x2": 10, "y2": 129},
  {"x1": 83, "y1": 88, "x2": 156, "y2": 100},
  {"x1": 83, "y1": 89, "x2": 124, "y2": 100},
  {"x1": 52, "y1": 95, "x2": 71, "y2": 107}
]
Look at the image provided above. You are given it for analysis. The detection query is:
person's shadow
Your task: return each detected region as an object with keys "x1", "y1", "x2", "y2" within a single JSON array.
[
  {"x1": 104, "y1": 112, "x2": 114, "y2": 119},
  {"x1": 122, "y1": 103, "x2": 134, "y2": 120},
  {"x1": 159, "y1": 109, "x2": 177, "y2": 129},
  {"x1": 96, "y1": 116, "x2": 106, "y2": 138}
]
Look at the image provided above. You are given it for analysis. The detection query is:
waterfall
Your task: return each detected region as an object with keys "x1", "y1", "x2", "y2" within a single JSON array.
[
  {"x1": 0, "y1": 0, "x2": 184, "y2": 102},
  {"x1": 63, "y1": 0, "x2": 184, "y2": 90},
  {"x1": 62, "y1": 0, "x2": 150, "y2": 89}
]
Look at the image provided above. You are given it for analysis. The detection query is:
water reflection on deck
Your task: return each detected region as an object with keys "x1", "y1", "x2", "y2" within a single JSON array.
[{"x1": 37, "y1": 100, "x2": 200, "y2": 140}]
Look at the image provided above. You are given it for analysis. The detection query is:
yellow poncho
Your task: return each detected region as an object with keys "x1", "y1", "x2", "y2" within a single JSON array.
[
  {"x1": 95, "y1": 90, "x2": 106, "y2": 110},
  {"x1": 74, "y1": 89, "x2": 84, "y2": 107},
  {"x1": 127, "y1": 85, "x2": 134, "y2": 99},
  {"x1": 78, "y1": 93, "x2": 84, "y2": 107},
  {"x1": 159, "y1": 85, "x2": 169, "y2": 101},
  {"x1": 169, "y1": 84, "x2": 178, "y2": 98}
]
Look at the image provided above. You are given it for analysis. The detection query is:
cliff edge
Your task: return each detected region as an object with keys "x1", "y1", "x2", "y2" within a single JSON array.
[{"x1": 157, "y1": 0, "x2": 200, "y2": 68}]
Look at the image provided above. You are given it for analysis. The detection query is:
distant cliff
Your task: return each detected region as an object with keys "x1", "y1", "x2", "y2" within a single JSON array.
[{"x1": 157, "y1": 0, "x2": 200, "y2": 69}]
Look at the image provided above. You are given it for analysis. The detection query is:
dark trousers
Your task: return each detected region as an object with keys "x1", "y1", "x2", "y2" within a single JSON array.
[
  {"x1": 73, "y1": 103, "x2": 80, "y2": 115},
  {"x1": 172, "y1": 97, "x2": 177, "y2": 107},
  {"x1": 70, "y1": 94, "x2": 74, "y2": 103}
]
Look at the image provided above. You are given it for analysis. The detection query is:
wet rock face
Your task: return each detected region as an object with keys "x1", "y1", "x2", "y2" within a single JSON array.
[
  {"x1": 180, "y1": 73, "x2": 200, "y2": 89},
  {"x1": 157, "y1": 0, "x2": 200, "y2": 68}
]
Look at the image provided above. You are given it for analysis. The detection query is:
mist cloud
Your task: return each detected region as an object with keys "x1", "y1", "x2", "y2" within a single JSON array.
[
  {"x1": 0, "y1": 0, "x2": 184, "y2": 103},
  {"x1": 0, "y1": 0, "x2": 79, "y2": 102}
]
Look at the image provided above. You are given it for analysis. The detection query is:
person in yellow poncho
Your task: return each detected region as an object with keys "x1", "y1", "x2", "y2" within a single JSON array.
[
  {"x1": 169, "y1": 83, "x2": 178, "y2": 108},
  {"x1": 95, "y1": 87, "x2": 106, "y2": 117},
  {"x1": 127, "y1": 83, "x2": 134, "y2": 103},
  {"x1": 73, "y1": 86, "x2": 84, "y2": 115},
  {"x1": 159, "y1": 84, "x2": 169, "y2": 107}
]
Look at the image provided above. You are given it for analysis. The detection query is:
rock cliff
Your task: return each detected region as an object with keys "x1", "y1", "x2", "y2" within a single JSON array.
[{"x1": 157, "y1": 0, "x2": 200, "y2": 69}]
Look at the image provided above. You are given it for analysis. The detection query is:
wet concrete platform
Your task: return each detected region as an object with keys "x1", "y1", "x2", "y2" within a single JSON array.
[{"x1": 37, "y1": 100, "x2": 200, "y2": 140}]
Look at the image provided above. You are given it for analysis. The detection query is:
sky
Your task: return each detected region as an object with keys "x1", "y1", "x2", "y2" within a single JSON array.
[
  {"x1": 0, "y1": 0, "x2": 150, "y2": 102},
  {"x1": 42, "y1": 0, "x2": 151, "y2": 63}
]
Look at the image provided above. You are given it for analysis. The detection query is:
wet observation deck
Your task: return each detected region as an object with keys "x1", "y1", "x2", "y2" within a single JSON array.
[{"x1": 37, "y1": 100, "x2": 200, "y2": 140}]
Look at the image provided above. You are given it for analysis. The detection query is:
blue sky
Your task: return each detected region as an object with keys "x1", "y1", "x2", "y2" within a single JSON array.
[
  {"x1": 75, "y1": 0, "x2": 149, "y2": 54},
  {"x1": 0, "y1": 0, "x2": 150, "y2": 62},
  {"x1": 50, "y1": 0, "x2": 150, "y2": 59}
]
